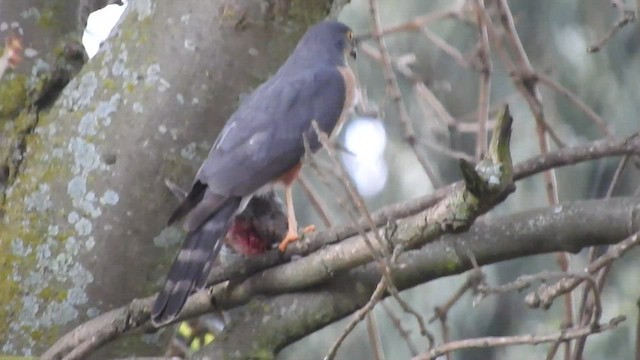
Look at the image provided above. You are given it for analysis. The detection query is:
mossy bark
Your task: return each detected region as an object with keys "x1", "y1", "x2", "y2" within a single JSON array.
[{"x1": 0, "y1": 0, "x2": 85, "y2": 355}]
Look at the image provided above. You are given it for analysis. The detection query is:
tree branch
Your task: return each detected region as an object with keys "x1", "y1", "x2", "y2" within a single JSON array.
[
  {"x1": 45, "y1": 194, "x2": 640, "y2": 359},
  {"x1": 196, "y1": 196, "x2": 640, "y2": 357},
  {"x1": 413, "y1": 316, "x2": 626, "y2": 360},
  {"x1": 206, "y1": 132, "x2": 640, "y2": 287},
  {"x1": 43, "y1": 131, "x2": 640, "y2": 359}
]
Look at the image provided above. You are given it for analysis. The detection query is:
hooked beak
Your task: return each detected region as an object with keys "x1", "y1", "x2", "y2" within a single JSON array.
[{"x1": 350, "y1": 35, "x2": 364, "y2": 60}]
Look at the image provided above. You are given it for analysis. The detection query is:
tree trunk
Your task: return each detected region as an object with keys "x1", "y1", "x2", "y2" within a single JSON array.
[
  {"x1": 0, "y1": 0, "x2": 344, "y2": 356},
  {"x1": 0, "y1": 0, "x2": 85, "y2": 355}
]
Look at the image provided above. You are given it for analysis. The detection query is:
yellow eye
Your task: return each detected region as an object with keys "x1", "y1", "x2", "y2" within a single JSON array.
[{"x1": 347, "y1": 31, "x2": 354, "y2": 41}]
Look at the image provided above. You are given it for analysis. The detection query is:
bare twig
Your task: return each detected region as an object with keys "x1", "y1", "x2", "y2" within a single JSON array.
[
  {"x1": 472, "y1": 0, "x2": 492, "y2": 160},
  {"x1": 413, "y1": 316, "x2": 626, "y2": 360},
  {"x1": 308, "y1": 127, "x2": 400, "y2": 360},
  {"x1": 419, "y1": 26, "x2": 471, "y2": 69},
  {"x1": 360, "y1": 41, "x2": 474, "y2": 163},
  {"x1": 437, "y1": 318, "x2": 452, "y2": 360},
  {"x1": 587, "y1": 9, "x2": 636, "y2": 53},
  {"x1": 302, "y1": 149, "x2": 429, "y2": 360},
  {"x1": 312, "y1": 123, "x2": 390, "y2": 259},
  {"x1": 381, "y1": 301, "x2": 419, "y2": 356},
  {"x1": 476, "y1": 271, "x2": 601, "y2": 327},
  {"x1": 430, "y1": 270, "x2": 484, "y2": 323},
  {"x1": 457, "y1": 93, "x2": 518, "y2": 124},
  {"x1": 362, "y1": 37, "x2": 477, "y2": 163},
  {"x1": 417, "y1": 135, "x2": 475, "y2": 163},
  {"x1": 527, "y1": 231, "x2": 640, "y2": 310},
  {"x1": 429, "y1": 270, "x2": 484, "y2": 360},
  {"x1": 357, "y1": 4, "x2": 467, "y2": 40},
  {"x1": 535, "y1": 72, "x2": 612, "y2": 137},
  {"x1": 313, "y1": 123, "x2": 435, "y2": 350},
  {"x1": 493, "y1": 3, "x2": 572, "y2": 357},
  {"x1": 367, "y1": 0, "x2": 442, "y2": 187},
  {"x1": 606, "y1": 155, "x2": 629, "y2": 198},
  {"x1": 572, "y1": 153, "x2": 630, "y2": 358},
  {"x1": 298, "y1": 173, "x2": 333, "y2": 227},
  {"x1": 513, "y1": 134, "x2": 640, "y2": 180},
  {"x1": 324, "y1": 279, "x2": 387, "y2": 360},
  {"x1": 477, "y1": 4, "x2": 565, "y2": 148},
  {"x1": 546, "y1": 342, "x2": 563, "y2": 360},
  {"x1": 366, "y1": 312, "x2": 385, "y2": 360},
  {"x1": 387, "y1": 285, "x2": 434, "y2": 347}
]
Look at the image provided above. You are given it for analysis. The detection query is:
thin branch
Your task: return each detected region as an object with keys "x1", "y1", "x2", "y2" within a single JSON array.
[
  {"x1": 361, "y1": 40, "x2": 476, "y2": 162},
  {"x1": 357, "y1": 5, "x2": 467, "y2": 40},
  {"x1": 513, "y1": 134, "x2": 639, "y2": 180},
  {"x1": 535, "y1": 72, "x2": 612, "y2": 137},
  {"x1": 546, "y1": 342, "x2": 563, "y2": 360},
  {"x1": 381, "y1": 301, "x2": 419, "y2": 356},
  {"x1": 437, "y1": 318, "x2": 452, "y2": 360},
  {"x1": 419, "y1": 26, "x2": 471, "y2": 69},
  {"x1": 299, "y1": 137, "x2": 384, "y2": 360},
  {"x1": 410, "y1": 76, "x2": 457, "y2": 129},
  {"x1": 587, "y1": 9, "x2": 636, "y2": 53},
  {"x1": 430, "y1": 270, "x2": 484, "y2": 323},
  {"x1": 324, "y1": 278, "x2": 387, "y2": 360},
  {"x1": 313, "y1": 123, "x2": 390, "y2": 259},
  {"x1": 477, "y1": 3, "x2": 565, "y2": 148},
  {"x1": 572, "y1": 153, "x2": 630, "y2": 358},
  {"x1": 527, "y1": 231, "x2": 640, "y2": 310},
  {"x1": 298, "y1": 173, "x2": 333, "y2": 227},
  {"x1": 387, "y1": 284, "x2": 434, "y2": 347},
  {"x1": 493, "y1": 4, "x2": 572, "y2": 357},
  {"x1": 457, "y1": 93, "x2": 518, "y2": 124},
  {"x1": 475, "y1": 271, "x2": 602, "y2": 328},
  {"x1": 313, "y1": 123, "x2": 435, "y2": 350},
  {"x1": 472, "y1": 0, "x2": 492, "y2": 160},
  {"x1": 366, "y1": 310, "x2": 385, "y2": 360},
  {"x1": 412, "y1": 316, "x2": 626, "y2": 360},
  {"x1": 606, "y1": 155, "x2": 629, "y2": 198},
  {"x1": 417, "y1": 135, "x2": 475, "y2": 163},
  {"x1": 360, "y1": 42, "x2": 474, "y2": 163},
  {"x1": 429, "y1": 269, "x2": 484, "y2": 360},
  {"x1": 367, "y1": 0, "x2": 442, "y2": 187}
]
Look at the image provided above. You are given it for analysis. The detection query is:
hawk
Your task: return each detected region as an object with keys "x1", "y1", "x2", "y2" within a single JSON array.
[{"x1": 152, "y1": 20, "x2": 357, "y2": 326}]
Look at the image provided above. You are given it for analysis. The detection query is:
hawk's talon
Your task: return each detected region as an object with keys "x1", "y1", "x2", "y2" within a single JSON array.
[{"x1": 278, "y1": 231, "x2": 300, "y2": 252}]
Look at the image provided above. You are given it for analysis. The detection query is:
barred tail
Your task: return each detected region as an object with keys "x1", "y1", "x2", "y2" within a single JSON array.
[{"x1": 151, "y1": 197, "x2": 241, "y2": 326}]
